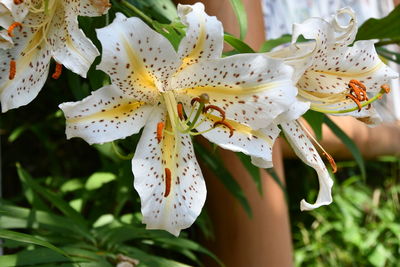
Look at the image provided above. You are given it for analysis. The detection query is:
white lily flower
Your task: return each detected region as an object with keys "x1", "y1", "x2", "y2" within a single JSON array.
[
  {"x1": 0, "y1": 0, "x2": 28, "y2": 49},
  {"x1": 0, "y1": 0, "x2": 111, "y2": 112},
  {"x1": 60, "y1": 3, "x2": 298, "y2": 236},
  {"x1": 268, "y1": 7, "x2": 398, "y2": 125},
  {"x1": 255, "y1": 7, "x2": 398, "y2": 211}
]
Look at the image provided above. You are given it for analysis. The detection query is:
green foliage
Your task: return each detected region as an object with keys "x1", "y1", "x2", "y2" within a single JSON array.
[
  {"x1": 259, "y1": 34, "x2": 292, "y2": 52},
  {"x1": 228, "y1": 0, "x2": 248, "y2": 40},
  {"x1": 292, "y1": 157, "x2": 400, "y2": 267}
]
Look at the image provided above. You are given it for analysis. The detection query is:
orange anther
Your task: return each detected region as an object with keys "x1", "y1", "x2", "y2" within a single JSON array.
[
  {"x1": 323, "y1": 152, "x2": 337, "y2": 173},
  {"x1": 214, "y1": 120, "x2": 234, "y2": 137},
  {"x1": 346, "y1": 94, "x2": 362, "y2": 112},
  {"x1": 164, "y1": 168, "x2": 171, "y2": 197},
  {"x1": 13, "y1": 0, "x2": 24, "y2": 4},
  {"x1": 381, "y1": 84, "x2": 390, "y2": 94},
  {"x1": 9, "y1": 60, "x2": 16, "y2": 80},
  {"x1": 7, "y1": 22, "x2": 22, "y2": 37},
  {"x1": 204, "y1": 105, "x2": 226, "y2": 121},
  {"x1": 190, "y1": 97, "x2": 201, "y2": 106},
  {"x1": 177, "y1": 103, "x2": 185, "y2": 120},
  {"x1": 349, "y1": 79, "x2": 366, "y2": 91},
  {"x1": 52, "y1": 63, "x2": 63, "y2": 79},
  {"x1": 156, "y1": 122, "x2": 164, "y2": 144}
]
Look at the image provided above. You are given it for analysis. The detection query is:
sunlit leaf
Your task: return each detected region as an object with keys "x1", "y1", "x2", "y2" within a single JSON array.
[{"x1": 229, "y1": 0, "x2": 248, "y2": 40}]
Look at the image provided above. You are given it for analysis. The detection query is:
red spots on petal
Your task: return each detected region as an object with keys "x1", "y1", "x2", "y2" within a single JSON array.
[{"x1": 164, "y1": 168, "x2": 171, "y2": 197}]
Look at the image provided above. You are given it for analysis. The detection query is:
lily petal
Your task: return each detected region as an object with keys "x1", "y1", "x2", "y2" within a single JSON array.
[
  {"x1": 96, "y1": 13, "x2": 180, "y2": 103},
  {"x1": 281, "y1": 120, "x2": 333, "y2": 210},
  {"x1": 59, "y1": 85, "x2": 153, "y2": 145},
  {"x1": 172, "y1": 54, "x2": 297, "y2": 129},
  {"x1": 0, "y1": 0, "x2": 28, "y2": 28},
  {"x1": 0, "y1": 29, "x2": 13, "y2": 49},
  {"x1": 132, "y1": 106, "x2": 206, "y2": 236},
  {"x1": 0, "y1": 25, "x2": 51, "y2": 112},
  {"x1": 76, "y1": 0, "x2": 110, "y2": 16},
  {"x1": 49, "y1": 2, "x2": 100, "y2": 78},
  {"x1": 196, "y1": 114, "x2": 280, "y2": 164},
  {"x1": 177, "y1": 2, "x2": 223, "y2": 70}
]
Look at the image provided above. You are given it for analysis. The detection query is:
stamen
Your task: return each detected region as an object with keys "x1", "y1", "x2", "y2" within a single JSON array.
[
  {"x1": 13, "y1": 0, "x2": 24, "y2": 4},
  {"x1": 156, "y1": 122, "x2": 164, "y2": 143},
  {"x1": 177, "y1": 103, "x2": 185, "y2": 120},
  {"x1": 9, "y1": 60, "x2": 16, "y2": 80},
  {"x1": 52, "y1": 63, "x2": 63, "y2": 79},
  {"x1": 346, "y1": 94, "x2": 362, "y2": 112},
  {"x1": 322, "y1": 152, "x2": 337, "y2": 173},
  {"x1": 7, "y1": 22, "x2": 22, "y2": 37},
  {"x1": 381, "y1": 84, "x2": 390, "y2": 94},
  {"x1": 203, "y1": 105, "x2": 226, "y2": 121},
  {"x1": 214, "y1": 120, "x2": 234, "y2": 137},
  {"x1": 190, "y1": 93, "x2": 210, "y2": 106},
  {"x1": 298, "y1": 120, "x2": 337, "y2": 173},
  {"x1": 164, "y1": 168, "x2": 171, "y2": 197}
]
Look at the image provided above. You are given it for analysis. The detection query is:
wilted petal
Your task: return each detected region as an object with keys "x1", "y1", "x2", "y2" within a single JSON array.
[
  {"x1": 96, "y1": 13, "x2": 180, "y2": 103},
  {"x1": 172, "y1": 54, "x2": 297, "y2": 129},
  {"x1": 177, "y1": 2, "x2": 223, "y2": 70},
  {"x1": 0, "y1": 26, "x2": 51, "y2": 112},
  {"x1": 59, "y1": 85, "x2": 153, "y2": 145},
  {"x1": 132, "y1": 107, "x2": 206, "y2": 236},
  {"x1": 76, "y1": 0, "x2": 110, "y2": 16},
  {"x1": 49, "y1": 2, "x2": 100, "y2": 77},
  {"x1": 281, "y1": 120, "x2": 333, "y2": 210},
  {"x1": 196, "y1": 115, "x2": 280, "y2": 164}
]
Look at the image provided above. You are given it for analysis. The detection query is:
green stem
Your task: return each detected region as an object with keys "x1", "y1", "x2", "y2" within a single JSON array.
[
  {"x1": 111, "y1": 142, "x2": 134, "y2": 160},
  {"x1": 120, "y1": 1, "x2": 153, "y2": 25},
  {"x1": 311, "y1": 89, "x2": 386, "y2": 114},
  {"x1": 375, "y1": 38, "x2": 400, "y2": 47},
  {"x1": 186, "y1": 102, "x2": 205, "y2": 131}
]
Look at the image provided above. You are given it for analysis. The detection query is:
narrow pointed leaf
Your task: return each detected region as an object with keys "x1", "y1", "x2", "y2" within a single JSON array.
[
  {"x1": 229, "y1": 0, "x2": 248, "y2": 40},
  {"x1": 236, "y1": 152, "x2": 263, "y2": 195}
]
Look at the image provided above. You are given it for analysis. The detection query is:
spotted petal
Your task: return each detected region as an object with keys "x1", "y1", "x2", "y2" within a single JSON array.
[
  {"x1": 132, "y1": 106, "x2": 206, "y2": 236},
  {"x1": 49, "y1": 1, "x2": 100, "y2": 78},
  {"x1": 196, "y1": 115, "x2": 280, "y2": 166},
  {"x1": 0, "y1": 24, "x2": 51, "y2": 112},
  {"x1": 281, "y1": 120, "x2": 333, "y2": 210},
  {"x1": 96, "y1": 13, "x2": 180, "y2": 103},
  {"x1": 172, "y1": 54, "x2": 297, "y2": 129},
  {"x1": 177, "y1": 2, "x2": 223, "y2": 70},
  {"x1": 59, "y1": 85, "x2": 153, "y2": 145},
  {"x1": 0, "y1": 0, "x2": 28, "y2": 28},
  {"x1": 76, "y1": 0, "x2": 110, "y2": 17}
]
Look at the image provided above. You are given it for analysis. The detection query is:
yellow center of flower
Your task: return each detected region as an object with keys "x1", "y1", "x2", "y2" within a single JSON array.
[{"x1": 159, "y1": 91, "x2": 233, "y2": 139}]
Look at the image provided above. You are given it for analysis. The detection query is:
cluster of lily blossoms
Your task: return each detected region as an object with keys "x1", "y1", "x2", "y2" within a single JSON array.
[{"x1": 1, "y1": 1, "x2": 398, "y2": 236}]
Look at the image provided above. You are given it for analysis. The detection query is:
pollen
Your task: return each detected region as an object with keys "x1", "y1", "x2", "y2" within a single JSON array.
[
  {"x1": 322, "y1": 152, "x2": 337, "y2": 173},
  {"x1": 9, "y1": 60, "x2": 16, "y2": 80},
  {"x1": 346, "y1": 79, "x2": 368, "y2": 112},
  {"x1": 156, "y1": 122, "x2": 164, "y2": 143},
  {"x1": 214, "y1": 120, "x2": 234, "y2": 137},
  {"x1": 177, "y1": 103, "x2": 185, "y2": 120},
  {"x1": 13, "y1": 0, "x2": 24, "y2": 5},
  {"x1": 164, "y1": 168, "x2": 171, "y2": 197},
  {"x1": 381, "y1": 84, "x2": 390, "y2": 94},
  {"x1": 7, "y1": 22, "x2": 22, "y2": 37},
  {"x1": 52, "y1": 63, "x2": 63, "y2": 79}
]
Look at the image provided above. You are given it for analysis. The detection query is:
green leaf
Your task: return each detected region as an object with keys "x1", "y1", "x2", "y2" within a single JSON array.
[
  {"x1": 193, "y1": 142, "x2": 252, "y2": 217},
  {"x1": 224, "y1": 34, "x2": 255, "y2": 53},
  {"x1": 376, "y1": 47, "x2": 400, "y2": 64},
  {"x1": 259, "y1": 34, "x2": 291, "y2": 52},
  {"x1": 85, "y1": 172, "x2": 116, "y2": 191},
  {"x1": 8, "y1": 125, "x2": 28, "y2": 143},
  {"x1": 61, "y1": 179, "x2": 84, "y2": 193},
  {"x1": 16, "y1": 164, "x2": 89, "y2": 228},
  {"x1": 303, "y1": 110, "x2": 325, "y2": 140},
  {"x1": 323, "y1": 116, "x2": 366, "y2": 179},
  {"x1": 236, "y1": 152, "x2": 262, "y2": 195},
  {"x1": 229, "y1": 0, "x2": 248, "y2": 40},
  {"x1": 0, "y1": 229, "x2": 69, "y2": 260},
  {"x1": 152, "y1": 21, "x2": 186, "y2": 51},
  {"x1": 356, "y1": 5, "x2": 400, "y2": 41}
]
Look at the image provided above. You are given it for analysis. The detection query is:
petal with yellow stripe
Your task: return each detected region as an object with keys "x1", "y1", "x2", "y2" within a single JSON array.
[
  {"x1": 132, "y1": 106, "x2": 206, "y2": 236},
  {"x1": 96, "y1": 13, "x2": 180, "y2": 103},
  {"x1": 177, "y1": 2, "x2": 223, "y2": 71},
  {"x1": 59, "y1": 85, "x2": 153, "y2": 145}
]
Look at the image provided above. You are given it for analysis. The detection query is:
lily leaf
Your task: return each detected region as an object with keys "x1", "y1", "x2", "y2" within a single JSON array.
[
  {"x1": 236, "y1": 152, "x2": 263, "y2": 195},
  {"x1": 229, "y1": 0, "x2": 248, "y2": 40}
]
